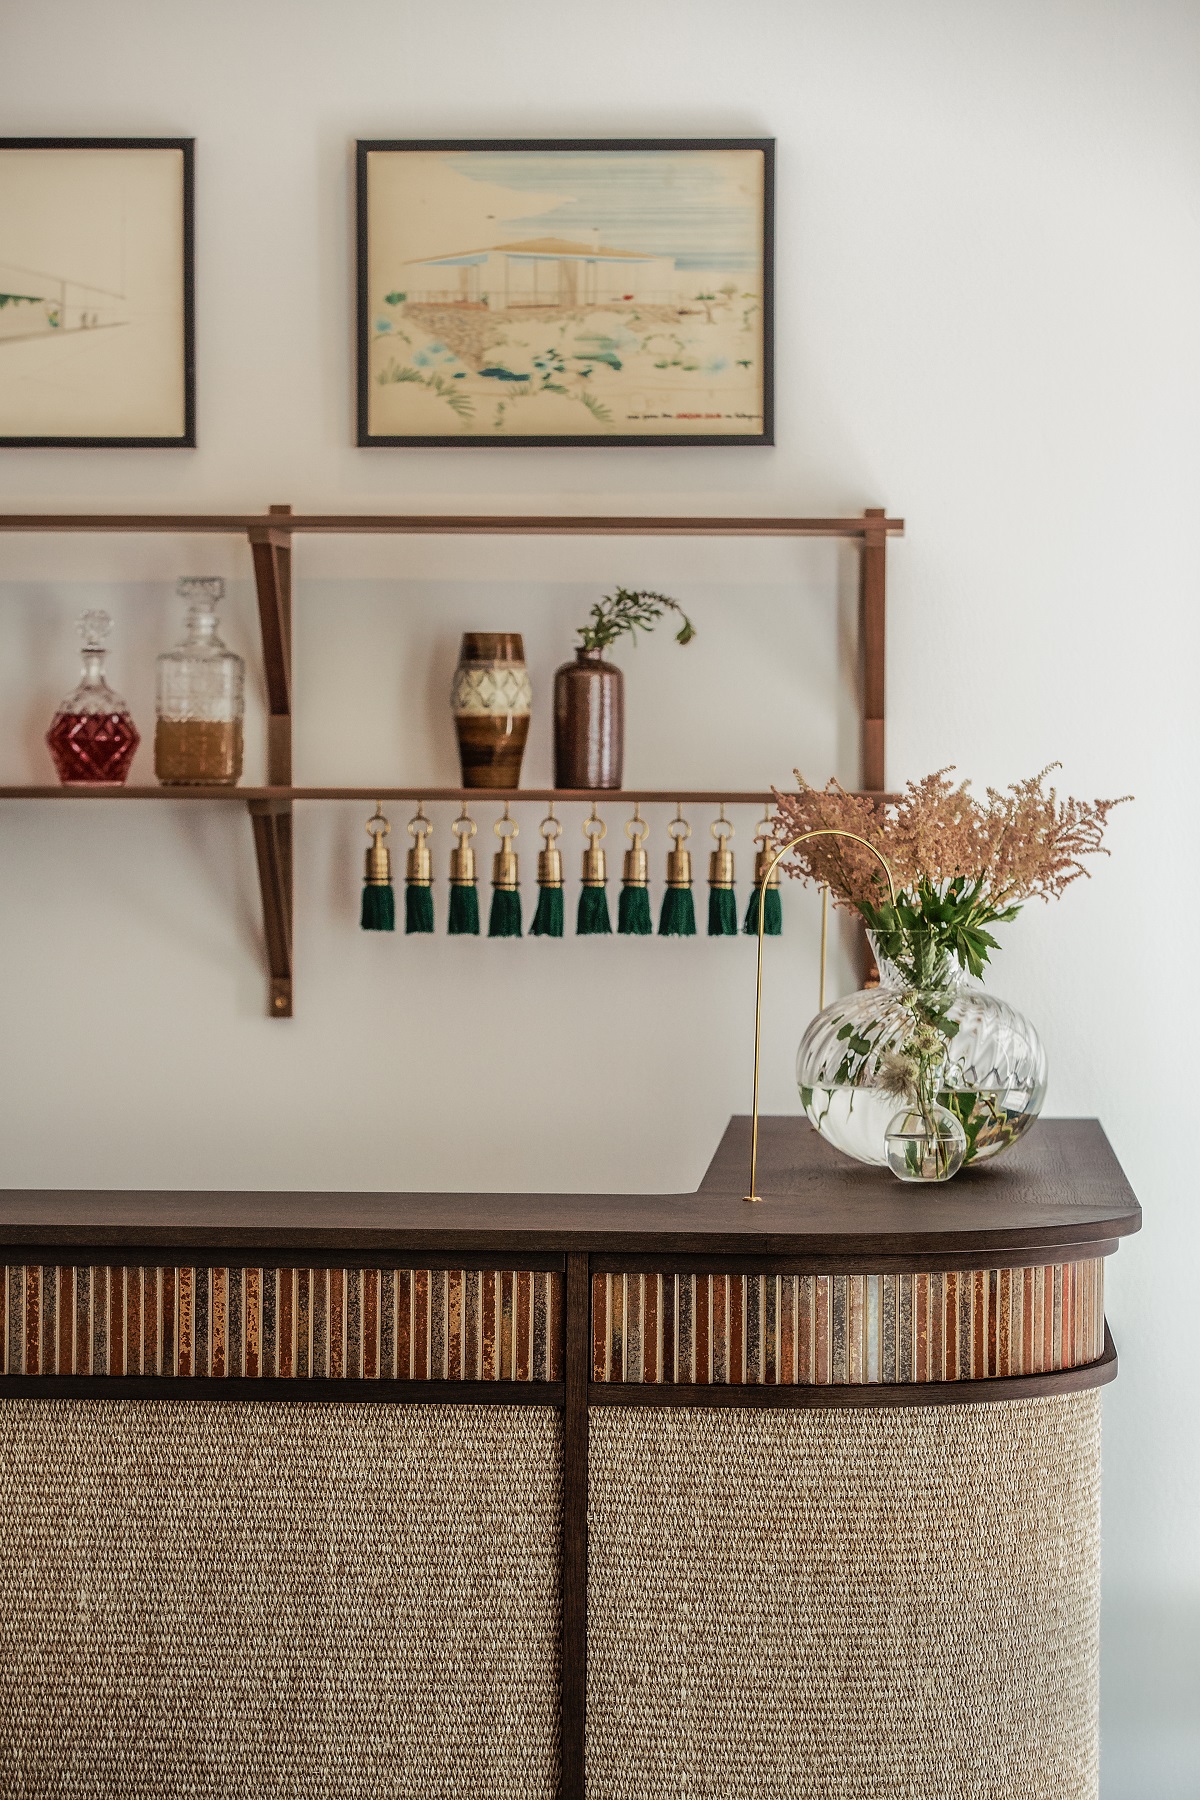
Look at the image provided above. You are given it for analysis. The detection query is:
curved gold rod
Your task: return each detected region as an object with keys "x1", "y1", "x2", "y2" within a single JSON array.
[{"x1": 745, "y1": 829, "x2": 897, "y2": 1203}]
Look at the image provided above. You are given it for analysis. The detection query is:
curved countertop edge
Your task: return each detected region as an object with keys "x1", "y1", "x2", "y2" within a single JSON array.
[{"x1": 0, "y1": 1116, "x2": 1141, "y2": 1264}]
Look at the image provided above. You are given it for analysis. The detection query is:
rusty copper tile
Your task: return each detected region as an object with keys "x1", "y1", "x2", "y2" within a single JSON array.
[
  {"x1": 548, "y1": 1271, "x2": 564, "y2": 1382},
  {"x1": 998, "y1": 1269, "x2": 1012, "y2": 1376},
  {"x1": 159, "y1": 1268, "x2": 174, "y2": 1377},
  {"x1": 359, "y1": 1268, "x2": 377, "y2": 1380},
  {"x1": 596, "y1": 1272, "x2": 615, "y2": 1383},
  {"x1": 711, "y1": 1273, "x2": 728, "y2": 1384},
  {"x1": 177, "y1": 1268, "x2": 193, "y2": 1377},
  {"x1": 395, "y1": 1269, "x2": 411, "y2": 1379},
  {"x1": 660, "y1": 1273, "x2": 675, "y2": 1385},
  {"x1": 441, "y1": 1269, "x2": 459, "y2": 1381},
  {"x1": 0, "y1": 1263, "x2": 6, "y2": 1375},
  {"x1": 462, "y1": 1270, "x2": 478, "y2": 1382},
  {"x1": 40, "y1": 1266, "x2": 56, "y2": 1375},
  {"x1": 296, "y1": 1268, "x2": 311, "y2": 1378},
  {"x1": 310, "y1": 1268, "x2": 329, "y2": 1379},
  {"x1": 693, "y1": 1275, "x2": 709, "y2": 1386},
  {"x1": 881, "y1": 1275, "x2": 897, "y2": 1384},
  {"x1": 142, "y1": 1267, "x2": 158, "y2": 1377},
  {"x1": 379, "y1": 1268, "x2": 395, "y2": 1379},
  {"x1": 779, "y1": 1275, "x2": 795, "y2": 1386},
  {"x1": 121, "y1": 1265, "x2": 138, "y2": 1376},
  {"x1": 642, "y1": 1274, "x2": 659, "y2": 1385},
  {"x1": 58, "y1": 1266, "x2": 75, "y2": 1376},
  {"x1": 814, "y1": 1276, "x2": 829, "y2": 1385},
  {"x1": 677, "y1": 1274, "x2": 694, "y2": 1383},
  {"x1": 329, "y1": 1268, "x2": 346, "y2": 1380},
  {"x1": 195, "y1": 1267, "x2": 213, "y2": 1378},
  {"x1": 847, "y1": 1276, "x2": 863, "y2": 1384},
  {"x1": 271, "y1": 1267, "x2": 287, "y2": 1375},
  {"x1": 763, "y1": 1275, "x2": 777, "y2": 1386},
  {"x1": 941, "y1": 1272, "x2": 957, "y2": 1381},
  {"x1": 106, "y1": 1265, "x2": 124, "y2": 1378},
  {"x1": 726, "y1": 1274, "x2": 744, "y2": 1382},
  {"x1": 411, "y1": 1270, "x2": 428, "y2": 1381},
  {"x1": 532, "y1": 1270, "x2": 548, "y2": 1381},
  {"x1": 971, "y1": 1270, "x2": 985, "y2": 1379},
  {"x1": 209, "y1": 1266, "x2": 227, "y2": 1378},
  {"x1": 625, "y1": 1273, "x2": 642, "y2": 1384},
  {"x1": 734, "y1": 1274, "x2": 750, "y2": 1385},
  {"x1": 897, "y1": 1275, "x2": 913, "y2": 1383},
  {"x1": 228, "y1": 1267, "x2": 245, "y2": 1378},
  {"x1": 515, "y1": 1271, "x2": 531, "y2": 1383},
  {"x1": 797, "y1": 1278, "x2": 813, "y2": 1384},
  {"x1": 91, "y1": 1265, "x2": 109, "y2": 1376},
  {"x1": 431, "y1": 1267, "x2": 449, "y2": 1375},
  {"x1": 243, "y1": 1268, "x2": 260, "y2": 1378},
  {"x1": 24, "y1": 1265, "x2": 40, "y2": 1376},
  {"x1": 259, "y1": 1267, "x2": 275, "y2": 1378},
  {"x1": 609, "y1": 1275, "x2": 624, "y2": 1384},
  {"x1": 480, "y1": 1270, "x2": 495, "y2": 1382},
  {"x1": 914, "y1": 1275, "x2": 929, "y2": 1382}
]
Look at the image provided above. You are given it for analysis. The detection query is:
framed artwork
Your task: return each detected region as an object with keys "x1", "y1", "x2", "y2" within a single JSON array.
[
  {"x1": 0, "y1": 138, "x2": 194, "y2": 447},
  {"x1": 356, "y1": 138, "x2": 774, "y2": 447}
]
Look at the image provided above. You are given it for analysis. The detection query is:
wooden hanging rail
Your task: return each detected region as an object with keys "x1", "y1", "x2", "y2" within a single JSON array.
[{"x1": 0, "y1": 504, "x2": 900, "y2": 1013}]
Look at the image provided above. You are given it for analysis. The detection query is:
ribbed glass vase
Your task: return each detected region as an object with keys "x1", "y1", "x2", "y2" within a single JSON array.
[{"x1": 796, "y1": 933, "x2": 1047, "y2": 1169}]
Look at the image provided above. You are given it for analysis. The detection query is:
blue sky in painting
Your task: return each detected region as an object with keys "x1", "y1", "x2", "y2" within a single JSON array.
[{"x1": 442, "y1": 150, "x2": 761, "y2": 272}]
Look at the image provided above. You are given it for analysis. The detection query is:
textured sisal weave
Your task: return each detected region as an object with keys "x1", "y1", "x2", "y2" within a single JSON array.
[
  {"x1": 588, "y1": 1394, "x2": 1101, "y2": 1800},
  {"x1": 0, "y1": 1400, "x2": 561, "y2": 1798}
]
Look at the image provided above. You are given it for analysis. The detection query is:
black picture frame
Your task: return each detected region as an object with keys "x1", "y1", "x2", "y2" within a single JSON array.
[
  {"x1": 356, "y1": 137, "x2": 774, "y2": 449},
  {"x1": 0, "y1": 137, "x2": 195, "y2": 448}
]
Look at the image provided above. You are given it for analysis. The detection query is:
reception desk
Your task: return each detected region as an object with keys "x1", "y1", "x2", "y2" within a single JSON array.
[{"x1": 0, "y1": 1116, "x2": 1140, "y2": 1799}]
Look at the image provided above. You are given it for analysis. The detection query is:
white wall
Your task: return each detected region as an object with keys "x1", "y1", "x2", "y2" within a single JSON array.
[{"x1": 1, "y1": 1, "x2": 1197, "y2": 1788}]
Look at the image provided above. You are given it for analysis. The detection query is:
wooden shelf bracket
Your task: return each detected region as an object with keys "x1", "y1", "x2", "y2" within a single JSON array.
[{"x1": 248, "y1": 505, "x2": 293, "y2": 1016}]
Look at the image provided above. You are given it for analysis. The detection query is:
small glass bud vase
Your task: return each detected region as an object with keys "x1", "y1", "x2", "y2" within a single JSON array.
[
  {"x1": 155, "y1": 578, "x2": 245, "y2": 785},
  {"x1": 885, "y1": 1104, "x2": 967, "y2": 1182},
  {"x1": 46, "y1": 610, "x2": 140, "y2": 785}
]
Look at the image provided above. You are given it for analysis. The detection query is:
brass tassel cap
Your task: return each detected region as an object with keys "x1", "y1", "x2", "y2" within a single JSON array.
[
  {"x1": 492, "y1": 808, "x2": 520, "y2": 889},
  {"x1": 449, "y1": 811, "x2": 477, "y2": 885},
  {"x1": 581, "y1": 810, "x2": 607, "y2": 886},
  {"x1": 364, "y1": 807, "x2": 392, "y2": 886}
]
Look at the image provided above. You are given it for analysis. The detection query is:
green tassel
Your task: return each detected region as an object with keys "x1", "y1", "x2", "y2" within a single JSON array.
[
  {"x1": 488, "y1": 885, "x2": 523, "y2": 938},
  {"x1": 658, "y1": 885, "x2": 696, "y2": 937},
  {"x1": 577, "y1": 883, "x2": 612, "y2": 936},
  {"x1": 708, "y1": 886, "x2": 739, "y2": 937},
  {"x1": 617, "y1": 883, "x2": 653, "y2": 936},
  {"x1": 529, "y1": 884, "x2": 564, "y2": 938},
  {"x1": 405, "y1": 882, "x2": 434, "y2": 934},
  {"x1": 743, "y1": 883, "x2": 783, "y2": 937},
  {"x1": 448, "y1": 882, "x2": 480, "y2": 936},
  {"x1": 360, "y1": 883, "x2": 395, "y2": 931}
]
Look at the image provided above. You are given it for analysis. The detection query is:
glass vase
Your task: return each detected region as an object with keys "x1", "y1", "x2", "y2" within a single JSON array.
[{"x1": 796, "y1": 932, "x2": 1047, "y2": 1170}]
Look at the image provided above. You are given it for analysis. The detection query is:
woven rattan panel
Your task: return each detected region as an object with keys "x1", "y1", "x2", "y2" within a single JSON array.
[
  {"x1": 0, "y1": 1400, "x2": 561, "y2": 1798},
  {"x1": 588, "y1": 1395, "x2": 1101, "y2": 1800}
]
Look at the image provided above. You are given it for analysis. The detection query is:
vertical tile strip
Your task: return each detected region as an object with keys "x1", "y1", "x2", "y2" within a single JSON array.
[
  {"x1": 515, "y1": 1271, "x2": 531, "y2": 1383},
  {"x1": 661, "y1": 1273, "x2": 675, "y2": 1385},
  {"x1": 480, "y1": 1271, "x2": 494, "y2": 1381},
  {"x1": 499, "y1": 1271, "x2": 513, "y2": 1382},
  {"x1": 25, "y1": 1266, "x2": 40, "y2": 1376},
  {"x1": 379, "y1": 1268, "x2": 395, "y2": 1379},
  {"x1": 362, "y1": 1268, "x2": 378, "y2": 1380},
  {"x1": 59, "y1": 1266, "x2": 75, "y2": 1375},
  {"x1": 548, "y1": 1269, "x2": 564, "y2": 1382},
  {"x1": 210, "y1": 1266, "x2": 227, "y2": 1379},
  {"x1": 694, "y1": 1275, "x2": 710, "y2": 1386}
]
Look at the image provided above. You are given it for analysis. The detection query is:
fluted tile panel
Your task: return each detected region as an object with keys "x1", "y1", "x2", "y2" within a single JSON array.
[
  {"x1": 0, "y1": 1266, "x2": 563, "y2": 1384},
  {"x1": 591, "y1": 1263, "x2": 1104, "y2": 1384}
]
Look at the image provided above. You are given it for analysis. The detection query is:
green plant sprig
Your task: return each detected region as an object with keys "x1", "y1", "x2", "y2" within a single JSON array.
[
  {"x1": 858, "y1": 875, "x2": 1021, "y2": 983},
  {"x1": 576, "y1": 588, "x2": 696, "y2": 654}
]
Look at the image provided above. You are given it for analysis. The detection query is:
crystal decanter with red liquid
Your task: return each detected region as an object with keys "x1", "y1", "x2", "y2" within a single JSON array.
[{"x1": 46, "y1": 610, "x2": 140, "y2": 785}]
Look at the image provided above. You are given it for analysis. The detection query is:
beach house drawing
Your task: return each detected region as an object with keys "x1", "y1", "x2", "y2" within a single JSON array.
[
  {"x1": 0, "y1": 259, "x2": 127, "y2": 343},
  {"x1": 398, "y1": 233, "x2": 677, "y2": 310}
]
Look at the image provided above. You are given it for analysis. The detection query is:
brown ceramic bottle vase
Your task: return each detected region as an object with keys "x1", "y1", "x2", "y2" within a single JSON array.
[
  {"x1": 553, "y1": 647, "x2": 624, "y2": 790},
  {"x1": 451, "y1": 632, "x2": 532, "y2": 788}
]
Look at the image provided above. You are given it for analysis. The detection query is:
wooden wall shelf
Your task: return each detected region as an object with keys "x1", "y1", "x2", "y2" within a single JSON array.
[
  {"x1": 0, "y1": 786, "x2": 891, "y2": 805},
  {"x1": 0, "y1": 505, "x2": 902, "y2": 1015}
]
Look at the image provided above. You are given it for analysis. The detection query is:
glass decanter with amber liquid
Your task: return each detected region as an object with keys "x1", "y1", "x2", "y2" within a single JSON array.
[
  {"x1": 46, "y1": 610, "x2": 141, "y2": 785},
  {"x1": 155, "y1": 578, "x2": 245, "y2": 785}
]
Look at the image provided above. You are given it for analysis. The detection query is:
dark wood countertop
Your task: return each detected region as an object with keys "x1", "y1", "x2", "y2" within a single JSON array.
[{"x1": 0, "y1": 1117, "x2": 1140, "y2": 1267}]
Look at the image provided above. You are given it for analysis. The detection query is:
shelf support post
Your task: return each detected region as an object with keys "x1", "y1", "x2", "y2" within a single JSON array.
[
  {"x1": 860, "y1": 507, "x2": 887, "y2": 794},
  {"x1": 248, "y1": 504, "x2": 293, "y2": 1016}
]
